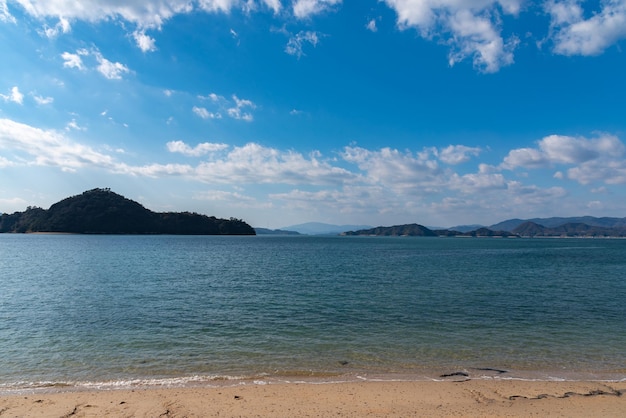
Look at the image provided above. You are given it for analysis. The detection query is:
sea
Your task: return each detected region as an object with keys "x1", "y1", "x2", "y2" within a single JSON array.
[{"x1": 1, "y1": 234, "x2": 625, "y2": 393}]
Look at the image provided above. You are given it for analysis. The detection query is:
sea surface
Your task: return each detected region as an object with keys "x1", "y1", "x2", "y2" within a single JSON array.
[{"x1": 1, "y1": 234, "x2": 625, "y2": 393}]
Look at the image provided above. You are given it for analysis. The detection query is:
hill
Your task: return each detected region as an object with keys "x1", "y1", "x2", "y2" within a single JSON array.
[
  {"x1": 344, "y1": 224, "x2": 520, "y2": 237},
  {"x1": 0, "y1": 188, "x2": 255, "y2": 235},
  {"x1": 342, "y1": 223, "x2": 437, "y2": 237}
]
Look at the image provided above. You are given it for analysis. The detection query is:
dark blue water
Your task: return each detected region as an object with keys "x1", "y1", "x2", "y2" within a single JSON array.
[{"x1": 1, "y1": 235, "x2": 625, "y2": 391}]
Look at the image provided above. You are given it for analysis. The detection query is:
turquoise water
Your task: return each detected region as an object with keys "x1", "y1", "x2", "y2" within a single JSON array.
[{"x1": 1, "y1": 235, "x2": 625, "y2": 392}]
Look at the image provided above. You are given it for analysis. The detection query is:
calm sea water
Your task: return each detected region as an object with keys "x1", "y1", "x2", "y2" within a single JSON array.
[{"x1": 1, "y1": 234, "x2": 625, "y2": 392}]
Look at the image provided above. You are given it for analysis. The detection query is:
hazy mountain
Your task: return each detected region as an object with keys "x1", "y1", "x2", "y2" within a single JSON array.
[
  {"x1": 282, "y1": 222, "x2": 372, "y2": 235},
  {"x1": 254, "y1": 227, "x2": 300, "y2": 235},
  {"x1": 447, "y1": 224, "x2": 485, "y2": 233}
]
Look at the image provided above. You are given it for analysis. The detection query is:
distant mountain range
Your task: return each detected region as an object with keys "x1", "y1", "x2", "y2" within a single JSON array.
[
  {"x1": 280, "y1": 222, "x2": 373, "y2": 235},
  {"x1": 342, "y1": 216, "x2": 626, "y2": 238},
  {"x1": 489, "y1": 216, "x2": 626, "y2": 231},
  {"x1": 0, "y1": 188, "x2": 255, "y2": 235}
]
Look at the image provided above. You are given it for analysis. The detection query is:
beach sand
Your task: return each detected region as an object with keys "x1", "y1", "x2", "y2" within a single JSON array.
[{"x1": 1, "y1": 379, "x2": 625, "y2": 417}]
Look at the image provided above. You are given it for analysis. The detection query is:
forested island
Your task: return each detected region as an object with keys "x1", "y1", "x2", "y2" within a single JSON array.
[
  {"x1": 341, "y1": 224, "x2": 515, "y2": 237},
  {"x1": 0, "y1": 188, "x2": 255, "y2": 235}
]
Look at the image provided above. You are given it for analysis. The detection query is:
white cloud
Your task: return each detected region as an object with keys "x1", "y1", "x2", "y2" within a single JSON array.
[
  {"x1": 193, "y1": 190, "x2": 268, "y2": 209},
  {"x1": 262, "y1": 0, "x2": 282, "y2": 14},
  {"x1": 194, "y1": 143, "x2": 355, "y2": 185},
  {"x1": 133, "y1": 30, "x2": 157, "y2": 52},
  {"x1": 285, "y1": 30, "x2": 321, "y2": 58},
  {"x1": 0, "y1": 0, "x2": 15, "y2": 23},
  {"x1": 503, "y1": 134, "x2": 625, "y2": 169},
  {"x1": 0, "y1": 155, "x2": 16, "y2": 168},
  {"x1": 33, "y1": 94, "x2": 54, "y2": 105},
  {"x1": 61, "y1": 51, "x2": 84, "y2": 70},
  {"x1": 502, "y1": 133, "x2": 626, "y2": 185},
  {"x1": 449, "y1": 170, "x2": 507, "y2": 194},
  {"x1": 42, "y1": 16, "x2": 71, "y2": 38},
  {"x1": 65, "y1": 118, "x2": 86, "y2": 131},
  {"x1": 366, "y1": 19, "x2": 378, "y2": 32},
  {"x1": 166, "y1": 140, "x2": 229, "y2": 156},
  {"x1": 546, "y1": 0, "x2": 626, "y2": 56},
  {"x1": 227, "y1": 95, "x2": 256, "y2": 121},
  {"x1": 383, "y1": 0, "x2": 522, "y2": 72},
  {"x1": 438, "y1": 145, "x2": 482, "y2": 165},
  {"x1": 62, "y1": 48, "x2": 131, "y2": 79},
  {"x1": 0, "y1": 118, "x2": 115, "y2": 171},
  {"x1": 192, "y1": 106, "x2": 221, "y2": 119},
  {"x1": 293, "y1": 0, "x2": 342, "y2": 19},
  {"x1": 0, "y1": 86, "x2": 24, "y2": 104},
  {"x1": 342, "y1": 145, "x2": 445, "y2": 194},
  {"x1": 95, "y1": 54, "x2": 131, "y2": 80}
]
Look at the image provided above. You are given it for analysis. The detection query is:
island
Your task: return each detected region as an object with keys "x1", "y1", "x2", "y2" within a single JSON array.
[
  {"x1": 341, "y1": 223, "x2": 515, "y2": 237},
  {"x1": 0, "y1": 188, "x2": 255, "y2": 235}
]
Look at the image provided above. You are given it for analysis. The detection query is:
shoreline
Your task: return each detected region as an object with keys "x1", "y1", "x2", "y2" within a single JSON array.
[
  {"x1": 1, "y1": 379, "x2": 625, "y2": 417},
  {"x1": 2, "y1": 368, "x2": 625, "y2": 396}
]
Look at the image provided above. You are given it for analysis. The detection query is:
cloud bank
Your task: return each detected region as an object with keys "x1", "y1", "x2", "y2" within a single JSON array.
[{"x1": 2, "y1": 117, "x2": 624, "y2": 223}]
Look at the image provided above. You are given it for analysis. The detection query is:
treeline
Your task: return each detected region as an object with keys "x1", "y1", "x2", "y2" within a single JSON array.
[{"x1": 0, "y1": 188, "x2": 255, "y2": 235}]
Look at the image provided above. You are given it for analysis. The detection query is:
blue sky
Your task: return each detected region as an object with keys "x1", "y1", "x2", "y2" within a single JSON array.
[{"x1": 1, "y1": 0, "x2": 625, "y2": 229}]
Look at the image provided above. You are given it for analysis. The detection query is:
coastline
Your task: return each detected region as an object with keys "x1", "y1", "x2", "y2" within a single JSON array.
[{"x1": 1, "y1": 379, "x2": 625, "y2": 417}]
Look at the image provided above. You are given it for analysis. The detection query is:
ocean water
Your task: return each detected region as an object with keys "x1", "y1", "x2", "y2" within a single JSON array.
[{"x1": 1, "y1": 234, "x2": 625, "y2": 392}]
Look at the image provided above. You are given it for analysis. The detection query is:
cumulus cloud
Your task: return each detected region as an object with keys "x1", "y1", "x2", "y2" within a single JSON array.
[
  {"x1": 61, "y1": 51, "x2": 85, "y2": 70},
  {"x1": 166, "y1": 140, "x2": 228, "y2": 156},
  {"x1": 438, "y1": 145, "x2": 482, "y2": 165},
  {"x1": 293, "y1": 0, "x2": 342, "y2": 19},
  {"x1": 502, "y1": 133, "x2": 626, "y2": 185},
  {"x1": 0, "y1": 86, "x2": 24, "y2": 104},
  {"x1": 342, "y1": 145, "x2": 445, "y2": 193},
  {"x1": 546, "y1": 0, "x2": 626, "y2": 56},
  {"x1": 503, "y1": 134, "x2": 625, "y2": 168},
  {"x1": 61, "y1": 48, "x2": 131, "y2": 79},
  {"x1": 194, "y1": 143, "x2": 355, "y2": 185},
  {"x1": 133, "y1": 30, "x2": 157, "y2": 52},
  {"x1": 95, "y1": 54, "x2": 131, "y2": 79},
  {"x1": 383, "y1": 0, "x2": 522, "y2": 72}
]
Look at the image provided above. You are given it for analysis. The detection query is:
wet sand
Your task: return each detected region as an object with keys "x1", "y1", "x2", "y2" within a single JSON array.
[{"x1": 1, "y1": 379, "x2": 625, "y2": 417}]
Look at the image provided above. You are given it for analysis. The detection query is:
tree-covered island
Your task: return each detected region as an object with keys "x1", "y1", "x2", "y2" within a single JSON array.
[{"x1": 0, "y1": 188, "x2": 255, "y2": 235}]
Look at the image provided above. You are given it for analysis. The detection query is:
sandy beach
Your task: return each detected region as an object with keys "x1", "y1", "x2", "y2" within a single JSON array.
[{"x1": 1, "y1": 379, "x2": 625, "y2": 417}]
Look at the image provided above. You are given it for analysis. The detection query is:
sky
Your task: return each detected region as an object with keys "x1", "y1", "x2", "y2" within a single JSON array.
[{"x1": 1, "y1": 0, "x2": 625, "y2": 229}]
